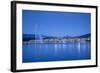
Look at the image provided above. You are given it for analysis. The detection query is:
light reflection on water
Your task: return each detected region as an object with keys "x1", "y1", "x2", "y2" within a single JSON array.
[{"x1": 23, "y1": 42, "x2": 91, "y2": 63}]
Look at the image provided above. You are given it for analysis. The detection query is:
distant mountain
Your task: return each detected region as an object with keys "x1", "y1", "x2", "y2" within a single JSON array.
[
  {"x1": 63, "y1": 33, "x2": 91, "y2": 38},
  {"x1": 23, "y1": 33, "x2": 91, "y2": 41},
  {"x1": 76, "y1": 33, "x2": 91, "y2": 38},
  {"x1": 63, "y1": 36, "x2": 73, "y2": 39},
  {"x1": 23, "y1": 34, "x2": 57, "y2": 41},
  {"x1": 43, "y1": 36, "x2": 58, "y2": 39},
  {"x1": 23, "y1": 34, "x2": 35, "y2": 41}
]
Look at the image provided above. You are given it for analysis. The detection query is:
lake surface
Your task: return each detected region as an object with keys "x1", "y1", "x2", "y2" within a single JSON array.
[{"x1": 22, "y1": 42, "x2": 91, "y2": 63}]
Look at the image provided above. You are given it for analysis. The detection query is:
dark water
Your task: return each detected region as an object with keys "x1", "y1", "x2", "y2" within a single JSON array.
[{"x1": 22, "y1": 42, "x2": 91, "y2": 63}]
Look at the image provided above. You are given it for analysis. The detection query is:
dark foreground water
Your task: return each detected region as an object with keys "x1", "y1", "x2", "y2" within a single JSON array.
[{"x1": 22, "y1": 42, "x2": 91, "y2": 63}]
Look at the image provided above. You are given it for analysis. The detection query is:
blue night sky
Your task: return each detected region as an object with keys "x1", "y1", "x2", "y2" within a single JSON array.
[{"x1": 22, "y1": 10, "x2": 91, "y2": 37}]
